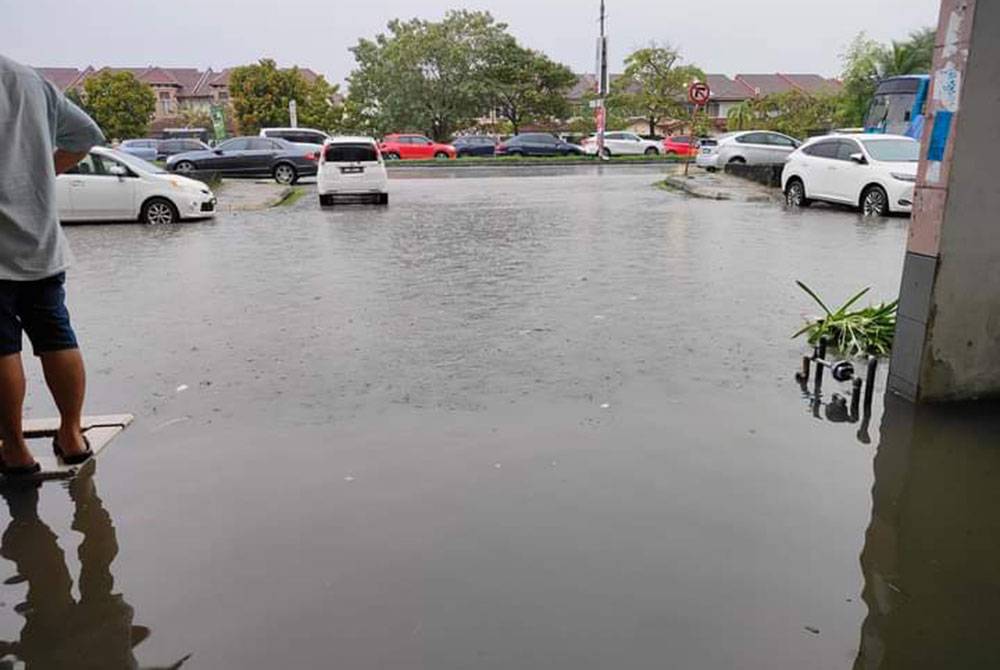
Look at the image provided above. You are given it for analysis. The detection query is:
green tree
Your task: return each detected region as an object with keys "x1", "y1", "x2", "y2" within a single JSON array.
[
  {"x1": 755, "y1": 90, "x2": 839, "y2": 139},
  {"x1": 484, "y1": 40, "x2": 576, "y2": 135},
  {"x1": 81, "y1": 71, "x2": 156, "y2": 140},
  {"x1": 229, "y1": 59, "x2": 343, "y2": 134},
  {"x1": 610, "y1": 44, "x2": 704, "y2": 137},
  {"x1": 726, "y1": 101, "x2": 754, "y2": 131},
  {"x1": 836, "y1": 28, "x2": 935, "y2": 126},
  {"x1": 348, "y1": 11, "x2": 510, "y2": 140}
]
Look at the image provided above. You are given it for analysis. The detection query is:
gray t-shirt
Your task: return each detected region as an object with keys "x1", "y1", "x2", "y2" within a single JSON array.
[{"x1": 0, "y1": 55, "x2": 105, "y2": 280}]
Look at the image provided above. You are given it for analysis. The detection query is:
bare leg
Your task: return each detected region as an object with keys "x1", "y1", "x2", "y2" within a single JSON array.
[
  {"x1": 0, "y1": 353, "x2": 35, "y2": 467},
  {"x1": 40, "y1": 348, "x2": 88, "y2": 457}
]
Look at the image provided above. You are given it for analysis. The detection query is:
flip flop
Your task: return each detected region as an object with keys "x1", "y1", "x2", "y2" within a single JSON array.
[
  {"x1": 52, "y1": 434, "x2": 93, "y2": 465},
  {"x1": 0, "y1": 458, "x2": 41, "y2": 477}
]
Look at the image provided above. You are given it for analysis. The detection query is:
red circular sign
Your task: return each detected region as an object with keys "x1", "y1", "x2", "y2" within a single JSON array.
[{"x1": 688, "y1": 82, "x2": 711, "y2": 106}]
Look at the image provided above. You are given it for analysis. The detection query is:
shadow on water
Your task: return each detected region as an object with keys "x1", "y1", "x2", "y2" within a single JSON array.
[
  {"x1": 0, "y1": 473, "x2": 189, "y2": 670},
  {"x1": 854, "y1": 394, "x2": 1000, "y2": 669}
]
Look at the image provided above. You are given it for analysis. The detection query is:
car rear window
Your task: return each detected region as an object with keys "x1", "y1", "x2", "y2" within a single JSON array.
[{"x1": 325, "y1": 143, "x2": 379, "y2": 162}]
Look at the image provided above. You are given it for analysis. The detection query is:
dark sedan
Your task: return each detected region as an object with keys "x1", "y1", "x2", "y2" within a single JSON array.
[
  {"x1": 453, "y1": 135, "x2": 497, "y2": 157},
  {"x1": 157, "y1": 138, "x2": 211, "y2": 161},
  {"x1": 495, "y1": 133, "x2": 584, "y2": 157},
  {"x1": 165, "y1": 136, "x2": 320, "y2": 184}
]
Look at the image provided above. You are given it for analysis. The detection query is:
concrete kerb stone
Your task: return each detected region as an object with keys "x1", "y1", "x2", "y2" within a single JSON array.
[
  {"x1": 661, "y1": 171, "x2": 780, "y2": 203},
  {"x1": 213, "y1": 179, "x2": 295, "y2": 213}
]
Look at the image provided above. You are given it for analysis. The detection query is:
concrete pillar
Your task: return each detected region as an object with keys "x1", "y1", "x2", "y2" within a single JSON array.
[{"x1": 889, "y1": 0, "x2": 1000, "y2": 402}]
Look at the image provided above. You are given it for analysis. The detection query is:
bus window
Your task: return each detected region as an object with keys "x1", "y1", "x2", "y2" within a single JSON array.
[{"x1": 864, "y1": 75, "x2": 929, "y2": 139}]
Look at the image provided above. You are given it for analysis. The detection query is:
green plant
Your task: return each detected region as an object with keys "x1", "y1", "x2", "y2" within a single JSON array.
[{"x1": 793, "y1": 281, "x2": 898, "y2": 356}]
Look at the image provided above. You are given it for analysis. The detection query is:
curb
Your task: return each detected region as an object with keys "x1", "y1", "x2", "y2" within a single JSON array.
[{"x1": 661, "y1": 175, "x2": 781, "y2": 203}]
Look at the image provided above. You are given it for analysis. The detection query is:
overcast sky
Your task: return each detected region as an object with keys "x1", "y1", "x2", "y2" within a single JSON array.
[{"x1": 3, "y1": 0, "x2": 939, "y2": 84}]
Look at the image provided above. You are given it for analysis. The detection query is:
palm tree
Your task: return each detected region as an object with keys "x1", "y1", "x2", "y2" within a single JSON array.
[
  {"x1": 726, "y1": 101, "x2": 754, "y2": 131},
  {"x1": 878, "y1": 28, "x2": 935, "y2": 76}
]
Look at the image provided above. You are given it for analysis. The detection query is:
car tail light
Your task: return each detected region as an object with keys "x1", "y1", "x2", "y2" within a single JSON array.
[{"x1": 305, "y1": 151, "x2": 317, "y2": 161}]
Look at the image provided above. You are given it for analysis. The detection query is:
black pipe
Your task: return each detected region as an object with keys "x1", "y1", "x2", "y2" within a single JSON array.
[
  {"x1": 851, "y1": 377, "x2": 862, "y2": 420},
  {"x1": 863, "y1": 356, "x2": 879, "y2": 414},
  {"x1": 814, "y1": 338, "x2": 828, "y2": 389}
]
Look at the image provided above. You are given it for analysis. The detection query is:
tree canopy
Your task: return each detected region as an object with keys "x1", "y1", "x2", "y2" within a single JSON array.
[
  {"x1": 484, "y1": 39, "x2": 576, "y2": 135},
  {"x1": 346, "y1": 10, "x2": 576, "y2": 140},
  {"x1": 728, "y1": 91, "x2": 839, "y2": 139},
  {"x1": 610, "y1": 44, "x2": 704, "y2": 137},
  {"x1": 836, "y1": 28, "x2": 934, "y2": 126},
  {"x1": 229, "y1": 59, "x2": 343, "y2": 134},
  {"x1": 81, "y1": 71, "x2": 156, "y2": 141}
]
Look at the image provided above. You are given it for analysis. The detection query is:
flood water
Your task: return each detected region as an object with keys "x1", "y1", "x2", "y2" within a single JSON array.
[{"x1": 2, "y1": 165, "x2": 997, "y2": 668}]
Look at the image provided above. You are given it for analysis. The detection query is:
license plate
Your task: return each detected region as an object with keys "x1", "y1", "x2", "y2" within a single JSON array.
[
  {"x1": 701, "y1": 148, "x2": 712, "y2": 154},
  {"x1": 341, "y1": 166, "x2": 364, "y2": 174}
]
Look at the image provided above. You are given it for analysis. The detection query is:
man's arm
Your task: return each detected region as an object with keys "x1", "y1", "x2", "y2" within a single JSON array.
[{"x1": 53, "y1": 149, "x2": 88, "y2": 176}]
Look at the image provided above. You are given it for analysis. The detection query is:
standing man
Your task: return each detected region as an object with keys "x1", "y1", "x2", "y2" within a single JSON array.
[{"x1": 0, "y1": 55, "x2": 105, "y2": 475}]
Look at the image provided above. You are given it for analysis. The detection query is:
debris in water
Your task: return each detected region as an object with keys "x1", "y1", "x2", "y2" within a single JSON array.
[
  {"x1": 628, "y1": 295, "x2": 638, "y2": 301},
  {"x1": 593, "y1": 315, "x2": 605, "y2": 320},
  {"x1": 804, "y1": 626, "x2": 820, "y2": 635},
  {"x1": 494, "y1": 463, "x2": 502, "y2": 469},
  {"x1": 176, "y1": 384, "x2": 189, "y2": 393},
  {"x1": 344, "y1": 476, "x2": 355, "y2": 482},
  {"x1": 600, "y1": 403, "x2": 610, "y2": 409}
]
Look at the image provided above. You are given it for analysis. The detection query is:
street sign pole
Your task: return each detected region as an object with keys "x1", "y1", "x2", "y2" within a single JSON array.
[
  {"x1": 684, "y1": 81, "x2": 711, "y2": 176},
  {"x1": 595, "y1": 0, "x2": 608, "y2": 160},
  {"x1": 289, "y1": 99, "x2": 298, "y2": 128}
]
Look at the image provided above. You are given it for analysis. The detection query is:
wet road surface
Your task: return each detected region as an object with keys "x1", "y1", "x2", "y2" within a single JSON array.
[{"x1": 2, "y1": 165, "x2": 997, "y2": 668}]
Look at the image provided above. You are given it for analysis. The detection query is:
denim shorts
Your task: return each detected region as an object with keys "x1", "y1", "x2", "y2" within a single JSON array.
[{"x1": 0, "y1": 273, "x2": 78, "y2": 356}]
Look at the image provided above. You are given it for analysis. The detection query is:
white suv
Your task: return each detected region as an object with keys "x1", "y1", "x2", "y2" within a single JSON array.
[
  {"x1": 260, "y1": 127, "x2": 329, "y2": 148},
  {"x1": 696, "y1": 130, "x2": 800, "y2": 170},
  {"x1": 781, "y1": 134, "x2": 918, "y2": 216},
  {"x1": 317, "y1": 136, "x2": 388, "y2": 206},
  {"x1": 581, "y1": 131, "x2": 661, "y2": 157}
]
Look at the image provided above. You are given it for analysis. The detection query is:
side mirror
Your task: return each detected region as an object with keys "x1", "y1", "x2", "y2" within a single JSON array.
[
  {"x1": 108, "y1": 164, "x2": 128, "y2": 178},
  {"x1": 214, "y1": 148, "x2": 223, "y2": 155},
  {"x1": 849, "y1": 152, "x2": 867, "y2": 164}
]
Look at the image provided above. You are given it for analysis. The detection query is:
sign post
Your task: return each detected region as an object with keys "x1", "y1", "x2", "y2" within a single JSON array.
[
  {"x1": 684, "y1": 81, "x2": 711, "y2": 176},
  {"x1": 289, "y1": 99, "x2": 298, "y2": 128},
  {"x1": 594, "y1": 0, "x2": 608, "y2": 160},
  {"x1": 209, "y1": 104, "x2": 227, "y2": 142}
]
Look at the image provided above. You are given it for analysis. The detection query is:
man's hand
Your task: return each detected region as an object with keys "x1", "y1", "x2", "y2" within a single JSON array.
[{"x1": 53, "y1": 149, "x2": 88, "y2": 175}]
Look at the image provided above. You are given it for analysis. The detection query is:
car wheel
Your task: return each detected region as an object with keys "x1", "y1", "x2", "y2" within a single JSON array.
[
  {"x1": 319, "y1": 194, "x2": 334, "y2": 207},
  {"x1": 508, "y1": 150, "x2": 523, "y2": 157},
  {"x1": 141, "y1": 197, "x2": 178, "y2": 225},
  {"x1": 785, "y1": 178, "x2": 811, "y2": 208},
  {"x1": 378, "y1": 193, "x2": 389, "y2": 206},
  {"x1": 861, "y1": 185, "x2": 889, "y2": 217},
  {"x1": 644, "y1": 147, "x2": 659, "y2": 156},
  {"x1": 728, "y1": 156, "x2": 746, "y2": 165},
  {"x1": 273, "y1": 163, "x2": 297, "y2": 185},
  {"x1": 600, "y1": 147, "x2": 612, "y2": 158},
  {"x1": 434, "y1": 151, "x2": 449, "y2": 159},
  {"x1": 706, "y1": 167, "x2": 717, "y2": 173},
  {"x1": 174, "y1": 160, "x2": 195, "y2": 173},
  {"x1": 384, "y1": 152, "x2": 400, "y2": 160}
]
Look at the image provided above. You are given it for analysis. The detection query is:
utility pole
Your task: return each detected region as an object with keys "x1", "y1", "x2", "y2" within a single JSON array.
[{"x1": 595, "y1": 0, "x2": 609, "y2": 159}]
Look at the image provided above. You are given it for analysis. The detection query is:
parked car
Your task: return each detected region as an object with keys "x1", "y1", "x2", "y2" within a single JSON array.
[
  {"x1": 496, "y1": 133, "x2": 584, "y2": 157},
  {"x1": 782, "y1": 134, "x2": 918, "y2": 217},
  {"x1": 453, "y1": 135, "x2": 497, "y2": 157},
  {"x1": 317, "y1": 136, "x2": 388, "y2": 206},
  {"x1": 581, "y1": 131, "x2": 660, "y2": 157},
  {"x1": 696, "y1": 131, "x2": 800, "y2": 171},
  {"x1": 157, "y1": 138, "x2": 210, "y2": 161},
  {"x1": 379, "y1": 134, "x2": 456, "y2": 160},
  {"x1": 57, "y1": 147, "x2": 215, "y2": 224},
  {"x1": 165, "y1": 136, "x2": 320, "y2": 184},
  {"x1": 260, "y1": 127, "x2": 330, "y2": 148},
  {"x1": 662, "y1": 135, "x2": 699, "y2": 157},
  {"x1": 118, "y1": 139, "x2": 159, "y2": 162}
]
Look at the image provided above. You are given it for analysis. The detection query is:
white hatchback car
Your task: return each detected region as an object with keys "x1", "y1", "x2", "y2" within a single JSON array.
[
  {"x1": 581, "y1": 131, "x2": 661, "y2": 157},
  {"x1": 317, "y1": 136, "x2": 389, "y2": 206},
  {"x1": 781, "y1": 134, "x2": 918, "y2": 216},
  {"x1": 696, "y1": 130, "x2": 800, "y2": 170},
  {"x1": 57, "y1": 147, "x2": 216, "y2": 224}
]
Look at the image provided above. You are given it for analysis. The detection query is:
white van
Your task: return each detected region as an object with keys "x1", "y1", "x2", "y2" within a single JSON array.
[{"x1": 317, "y1": 136, "x2": 389, "y2": 206}]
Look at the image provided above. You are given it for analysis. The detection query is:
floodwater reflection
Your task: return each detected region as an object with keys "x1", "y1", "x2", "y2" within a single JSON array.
[
  {"x1": 855, "y1": 395, "x2": 1000, "y2": 669},
  {"x1": 0, "y1": 474, "x2": 189, "y2": 669}
]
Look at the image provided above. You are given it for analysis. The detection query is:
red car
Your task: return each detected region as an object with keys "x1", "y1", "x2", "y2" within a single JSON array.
[
  {"x1": 662, "y1": 135, "x2": 700, "y2": 157},
  {"x1": 379, "y1": 134, "x2": 456, "y2": 160}
]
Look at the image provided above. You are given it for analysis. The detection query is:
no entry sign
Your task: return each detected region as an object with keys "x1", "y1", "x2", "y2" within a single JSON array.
[{"x1": 688, "y1": 82, "x2": 711, "y2": 106}]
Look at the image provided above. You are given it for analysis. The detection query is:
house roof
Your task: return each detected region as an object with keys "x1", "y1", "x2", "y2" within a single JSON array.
[
  {"x1": 778, "y1": 74, "x2": 843, "y2": 95},
  {"x1": 734, "y1": 73, "x2": 843, "y2": 97},
  {"x1": 33, "y1": 67, "x2": 86, "y2": 90},
  {"x1": 704, "y1": 74, "x2": 753, "y2": 101}
]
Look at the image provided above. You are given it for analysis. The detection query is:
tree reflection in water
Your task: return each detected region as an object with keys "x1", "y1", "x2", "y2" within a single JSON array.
[{"x1": 0, "y1": 472, "x2": 189, "y2": 670}]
